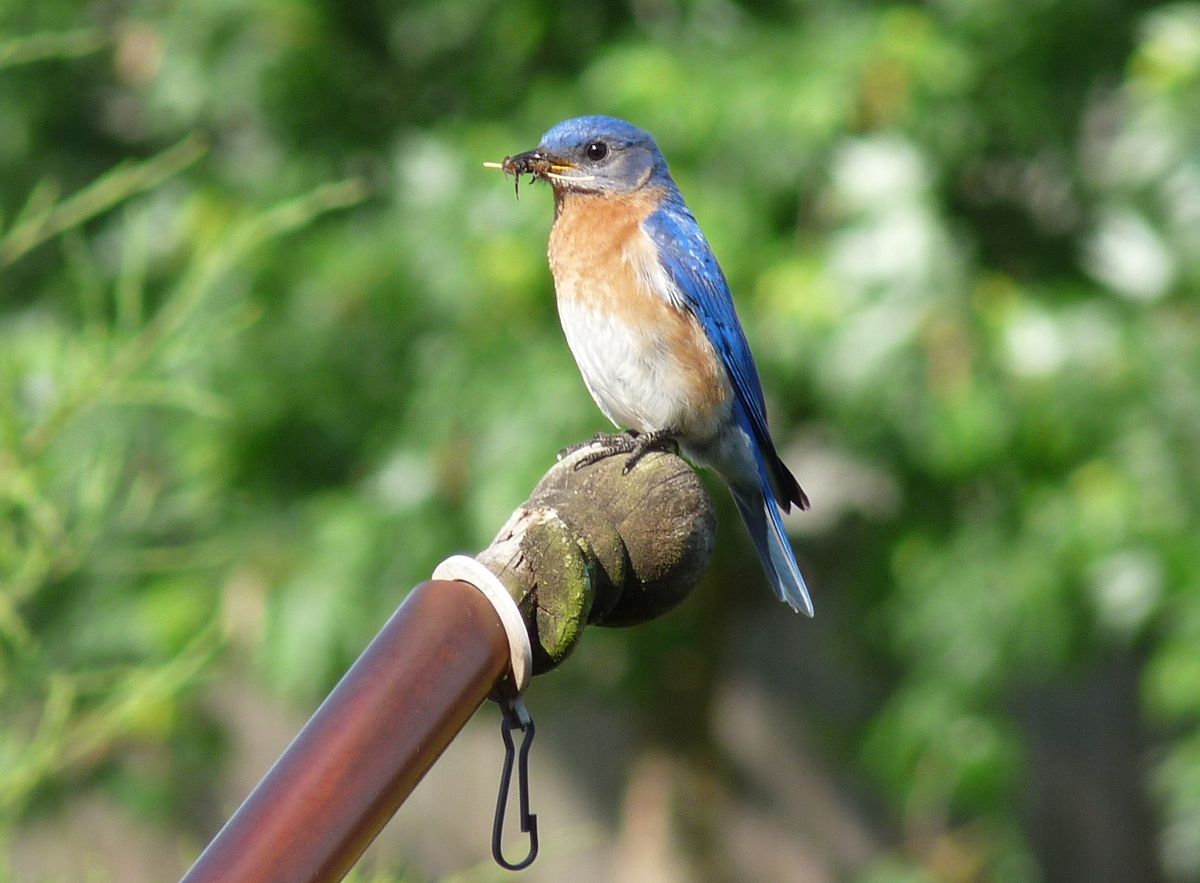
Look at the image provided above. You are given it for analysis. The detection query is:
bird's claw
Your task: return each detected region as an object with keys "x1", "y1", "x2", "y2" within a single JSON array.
[
  {"x1": 621, "y1": 430, "x2": 679, "y2": 473},
  {"x1": 557, "y1": 432, "x2": 625, "y2": 461},
  {"x1": 562, "y1": 432, "x2": 638, "y2": 470},
  {"x1": 561, "y1": 430, "x2": 678, "y2": 473}
]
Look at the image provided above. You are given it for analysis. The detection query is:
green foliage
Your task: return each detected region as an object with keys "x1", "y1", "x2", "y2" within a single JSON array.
[
  {"x1": 0, "y1": 114, "x2": 365, "y2": 827},
  {"x1": 1, "y1": 0, "x2": 1198, "y2": 879}
]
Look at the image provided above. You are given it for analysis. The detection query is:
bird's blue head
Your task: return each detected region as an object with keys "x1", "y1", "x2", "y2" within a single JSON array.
[{"x1": 501, "y1": 115, "x2": 671, "y2": 196}]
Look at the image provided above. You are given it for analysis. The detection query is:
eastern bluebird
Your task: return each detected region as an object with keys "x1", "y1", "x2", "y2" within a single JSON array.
[{"x1": 498, "y1": 115, "x2": 813, "y2": 615}]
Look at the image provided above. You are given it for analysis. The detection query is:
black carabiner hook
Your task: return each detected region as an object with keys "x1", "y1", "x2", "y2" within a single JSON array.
[{"x1": 492, "y1": 695, "x2": 538, "y2": 871}]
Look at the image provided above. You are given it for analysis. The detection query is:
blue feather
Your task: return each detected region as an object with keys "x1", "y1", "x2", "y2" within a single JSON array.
[
  {"x1": 726, "y1": 400, "x2": 814, "y2": 615},
  {"x1": 730, "y1": 484, "x2": 814, "y2": 615},
  {"x1": 643, "y1": 198, "x2": 808, "y2": 513}
]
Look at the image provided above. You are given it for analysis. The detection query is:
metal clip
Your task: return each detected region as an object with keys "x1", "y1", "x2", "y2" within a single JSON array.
[{"x1": 492, "y1": 694, "x2": 538, "y2": 871}]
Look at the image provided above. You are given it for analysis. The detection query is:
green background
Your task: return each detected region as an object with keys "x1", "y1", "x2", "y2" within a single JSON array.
[{"x1": 1, "y1": 0, "x2": 1198, "y2": 880}]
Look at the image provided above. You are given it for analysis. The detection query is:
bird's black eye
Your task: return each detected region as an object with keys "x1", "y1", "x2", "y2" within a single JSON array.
[{"x1": 585, "y1": 141, "x2": 608, "y2": 161}]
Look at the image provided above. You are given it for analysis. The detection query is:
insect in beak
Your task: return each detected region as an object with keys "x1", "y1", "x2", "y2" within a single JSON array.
[
  {"x1": 485, "y1": 149, "x2": 569, "y2": 197},
  {"x1": 484, "y1": 150, "x2": 591, "y2": 196},
  {"x1": 483, "y1": 149, "x2": 547, "y2": 197}
]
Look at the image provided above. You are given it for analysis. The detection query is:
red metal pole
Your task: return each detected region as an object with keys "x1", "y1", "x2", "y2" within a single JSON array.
[{"x1": 181, "y1": 579, "x2": 511, "y2": 883}]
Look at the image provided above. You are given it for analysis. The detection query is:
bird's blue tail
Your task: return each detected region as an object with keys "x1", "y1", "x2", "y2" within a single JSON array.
[{"x1": 731, "y1": 483, "x2": 814, "y2": 616}]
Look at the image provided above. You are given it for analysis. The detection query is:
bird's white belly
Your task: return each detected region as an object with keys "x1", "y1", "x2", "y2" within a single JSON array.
[{"x1": 557, "y1": 298, "x2": 695, "y2": 433}]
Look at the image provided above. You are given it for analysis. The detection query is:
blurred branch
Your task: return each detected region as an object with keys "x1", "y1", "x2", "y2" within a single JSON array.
[
  {"x1": 0, "y1": 133, "x2": 208, "y2": 269},
  {"x1": 19, "y1": 176, "x2": 369, "y2": 456},
  {"x1": 0, "y1": 449, "x2": 71, "y2": 605},
  {"x1": 0, "y1": 29, "x2": 105, "y2": 70},
  {"x1": 0, "y1": 621, "x2": 220, "y2": 822}
]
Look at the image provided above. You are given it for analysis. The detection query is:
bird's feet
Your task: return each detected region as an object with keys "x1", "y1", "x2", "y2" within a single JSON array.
[
  {"x1": 619, "y1": 430, "x2": 680, "y2": 473},
  {"x1": 557, "y1": 431, "x2": 625, "y2": 460},
  {"x1": 562, "y1": 429, "x2": 680, "y2": 474}
]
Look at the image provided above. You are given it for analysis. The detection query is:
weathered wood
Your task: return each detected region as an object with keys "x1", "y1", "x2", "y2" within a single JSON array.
[{"x1": 477, "y1": 444, "x2": 716, "y2": 673}]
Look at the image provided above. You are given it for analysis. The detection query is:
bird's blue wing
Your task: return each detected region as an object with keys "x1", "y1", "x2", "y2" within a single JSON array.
[
  {"x1": 645, "y1": 195, "x2": 812, "y2": 608},
  {"x1": 643, "y1": 200, "x2": 774, "y2": 443},
  {"x1": 643, "y1": 197, "x2": 809, "y2": 512}
]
